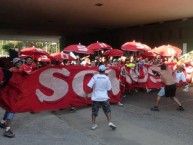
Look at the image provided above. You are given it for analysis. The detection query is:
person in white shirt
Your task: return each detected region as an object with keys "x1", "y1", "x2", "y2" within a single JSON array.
[
  {"x1": 175, "y1": 64, "x2": 189, "y2": 92},
  {"x1": 85, "y1": 65, "x2": 116, "y2": 130}
]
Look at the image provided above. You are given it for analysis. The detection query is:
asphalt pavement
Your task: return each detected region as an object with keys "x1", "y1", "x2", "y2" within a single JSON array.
[{"x1": 0, "y1": 86, "x2": 193, "y2": 145}]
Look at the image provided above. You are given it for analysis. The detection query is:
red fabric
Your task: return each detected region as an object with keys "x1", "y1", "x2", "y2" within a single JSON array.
[
  {"x1": 121, "y1": 41, "x2": 151, "y2": 51},
  {"x1": 87, "y1": 41, "x2": 112, "y2": 51},
  {"x1": 140, "y1": 51, "x2": 155, "y2": 60},
  {"x1": 21, "y1": 64, "x2": 36, "y2": 74},
  {"x1": 64, "y1": 44, "x2": 94, "y2": 54},
  {"x1": 0, "y1": 66, "x2": 121, "y2": 113},
  {"x1": 102, "y1": 49, "x2": 124, "y2": 57},
  {"x1": 138, "y1": 66, "x2": 145, "y2": 78},
  {"x1": 153, "y1": 45, "x2": 182, "y2": 57},
  {"x1": 1, "y1": 63, "x2": 193, "y2": 113},
  {"x1": 19, "y1": 47, "x2": 49, "y2": 56},
  {"x1": 0, "y1": 68, "x2": 3, "y2": 82},
  {"x1": 34, "y1": 55, "x2": 51, "y2": 62},
  {"x1": 50, "y1": 52, "x2": 75, "y2": 61}
]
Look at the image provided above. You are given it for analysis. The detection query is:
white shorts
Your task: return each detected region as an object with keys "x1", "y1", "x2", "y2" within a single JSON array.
[
  {"x1": 158, "y1": 87, "x2": 165, "y2": 97},
  {"x1": 176, "y1": 72, "x2": 186, "y2": 83}
]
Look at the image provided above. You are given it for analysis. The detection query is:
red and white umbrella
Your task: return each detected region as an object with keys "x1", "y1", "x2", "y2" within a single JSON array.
[
  {"x1": 140, "y1": 51, "x2": 155, "y2": 60},
  {"x1": 102, "y1": 49, "x2": 124, "y2": 57},
  {"x1": 49, "y1": 52, "x2": 75, "y2": 61},
  {"x1": 121, "y1": 41, "x2": 151, "y2": 52},
  {"x1": 153, "y1": 45, "x2": 182, "y2": 57},
  {"x1": 88, "y1": 41, "x2": 112, "y2": 51},
  {"x1": 19, "y1": 54, "x2": 32, "y2": 59},
  {"x1": 19, "y1": 47, "x2": 49, "y2": 56},
  {"x1": 34, "y1": 55, "x2": 51, "y2": 62},
  {"x1": 64, "y1": 43, "x2": 94, "y2": 54}
]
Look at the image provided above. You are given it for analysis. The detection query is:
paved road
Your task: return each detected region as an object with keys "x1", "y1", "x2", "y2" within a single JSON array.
[{"x1": 0, "y1": 86, "x2": 193, "y2": 145}]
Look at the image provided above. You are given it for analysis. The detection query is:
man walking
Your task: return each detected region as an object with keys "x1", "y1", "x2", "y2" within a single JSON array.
[{"x1": 85, "y1": 65, "x2": 116, "y2": 130}]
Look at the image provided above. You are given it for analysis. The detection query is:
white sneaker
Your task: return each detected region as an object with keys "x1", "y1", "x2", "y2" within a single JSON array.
[
  {"x1": 117, "y1": 102, "x2": 123, "y2": 106},
  {"x1": 122, "y1": 94, "x2": 127, "y2": 98},
  {"x1": 146, "y1": 88, "x2": 152, "y2": 93},
  {"x1": 108, "y1": 122, "x2": 116, "y2": 130},
  {"x1": 91, "y1": 124, "x2": 98, "y2": 130},
  {"x1": 183, "y1": 85, "x2": 189, "y2": 92},
  {"x1": 70, "y1": 107, "x2": 76, "y2": 113}
]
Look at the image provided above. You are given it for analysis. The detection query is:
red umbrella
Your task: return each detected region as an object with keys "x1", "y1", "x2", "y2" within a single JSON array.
[
  {"x1": 19, "y1": 54, "x2": 32, "y2": 59},
  {"x1": 50, "y1": 52, "x2": 75, "y2": 61},
  {"x1": 121, "y1": 41, "x2": 151, "y2": 51},
  {"x1": 34, "y1": 55, "x2": 51, "y2": 62},
  {"x1": 140, "y1": 51, "x2": 155, "y2": 59},
  {"x1": 88, "y1": 41, "x2": 112, "y2": 51},
  {"x1": 102, "y1": 49, "x2": 124, "y2": 57},
  {"x1": 19, "y1": 53, "x2": 51, "y2": 60},
  {"x1": 64, "y1": 43, "x2": 94, "y2": 54},
  {"x1": 153, "y1": 45, "x2": 182, "y2": 57},
  {"x1": 19, "y1": 47, "x2": 49, "y2": 56}
]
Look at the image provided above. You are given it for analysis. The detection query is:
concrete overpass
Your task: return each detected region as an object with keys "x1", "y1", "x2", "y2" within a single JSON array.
[{"x1": 0, "y1": 0, "x2": 193, "y2": 36}]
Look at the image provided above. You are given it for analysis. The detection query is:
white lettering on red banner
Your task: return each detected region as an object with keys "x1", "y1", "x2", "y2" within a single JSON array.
[
  {"x1": 36, "y1": 68, "x2": 70, "y2": 102},
  {"x1": 72, "y1": 70, "x2": 97, "y2": 97},
  {"x1": 106, "y1": 69, "x2": 120, "y2": 95}
]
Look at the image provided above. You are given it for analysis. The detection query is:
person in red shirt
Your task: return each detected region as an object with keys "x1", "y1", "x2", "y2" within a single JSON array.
[
  {"x1": 21, "y1": 56, "x2": 36, "y2": 74},
  {"x1": 0, "y1": 57, "x2": 23, "y2": 138},
  {"x1": 21, "y1": 56, "x2": 37, "y2": 114}
]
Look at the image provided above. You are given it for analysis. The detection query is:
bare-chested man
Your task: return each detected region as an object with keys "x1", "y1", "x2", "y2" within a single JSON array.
[{"x1": 150, "y1": 63, "x2": 184, "y2": 111}]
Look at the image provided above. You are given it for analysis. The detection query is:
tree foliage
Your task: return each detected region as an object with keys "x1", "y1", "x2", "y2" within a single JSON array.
[
  {"x1": 2, "y1": 43, "x2": 15, "y2": 52},
  {"x1": 0, "y1": 40, "x2": 59, "y2": 55}
]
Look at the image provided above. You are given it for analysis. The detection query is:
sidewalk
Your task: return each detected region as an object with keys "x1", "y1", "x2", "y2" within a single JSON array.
[
  {"x1": 0, "y1": 110, "x2": 101, "y2": 145},
  {"x1": 0, "y1": 87, "x2": 193, "y2": 145}
]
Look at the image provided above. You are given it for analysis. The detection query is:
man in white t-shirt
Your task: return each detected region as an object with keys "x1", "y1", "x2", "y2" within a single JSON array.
[
  {"x1": 85, "y1": 65, "x2": 116, "y2": 130},
  {"x1": 175, "y1": 68, "x2": 189, "y2": 92}
]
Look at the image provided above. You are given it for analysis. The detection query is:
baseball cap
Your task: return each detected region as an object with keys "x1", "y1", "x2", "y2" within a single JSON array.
[
  {"x1": 99, "y1": 65, "x2": 106, "y2": 71},
  {"x1": 13, "y1": 57, "x2": 22, "y2": 64}
]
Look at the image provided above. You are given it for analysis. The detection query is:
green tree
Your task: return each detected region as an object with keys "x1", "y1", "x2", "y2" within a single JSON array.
[
  {"x1": 0, "y1": 40, "x2": 60, "y2": 56},
  {"x1": 2, "y1": 43, "x2": 15, "y2": 52}
]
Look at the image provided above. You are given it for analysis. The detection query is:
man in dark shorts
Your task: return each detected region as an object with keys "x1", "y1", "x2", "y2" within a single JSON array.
[
  {"x1": 150, "y1": 63, "x2": 184, "y2": 111},
  {"x1": 85, "y1": 65, "x2": 116, "y2": 130}
]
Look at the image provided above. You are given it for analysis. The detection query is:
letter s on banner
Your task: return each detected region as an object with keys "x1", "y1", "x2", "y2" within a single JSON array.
[
  {"x1": 106, "y1": 69, "x2": 120, "y2": 95},
  {"x1": 36, "y1": 68, "x2": 70, "y2": 102},
  {"x1": 72, "y1": 70, "x2": 97, "y2": 97},
  {"x1": 137, "y1": 66, "x2": 148, "y2": 83}
]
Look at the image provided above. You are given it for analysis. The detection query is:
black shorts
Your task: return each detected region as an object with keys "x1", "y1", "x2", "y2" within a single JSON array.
[
  {"x1": 165, "y1": 84, "x2": 176, "y2": 97},
  {"x1": 92, "y1": 101, "x2": 111, "y2": 117}
]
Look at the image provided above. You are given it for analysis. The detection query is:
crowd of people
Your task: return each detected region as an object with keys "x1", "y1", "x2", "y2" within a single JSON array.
[{"x1": 0, "y1": 52, "x2": 192, "y2": 137}]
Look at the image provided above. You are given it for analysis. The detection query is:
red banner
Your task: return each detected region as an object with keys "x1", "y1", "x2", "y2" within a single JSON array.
[
  {"x1": 1, "y1": 63, "x2": 192, "y2": 113},
  {"x1": 120, "y1": 64, "x2": 164, "y2": 90},
  {"x1": 0, "y1": 66, "x2": 121, "y2": 113},
  {"x1": 120, "y1": 63, "x2": 192, "y2": 90}
]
